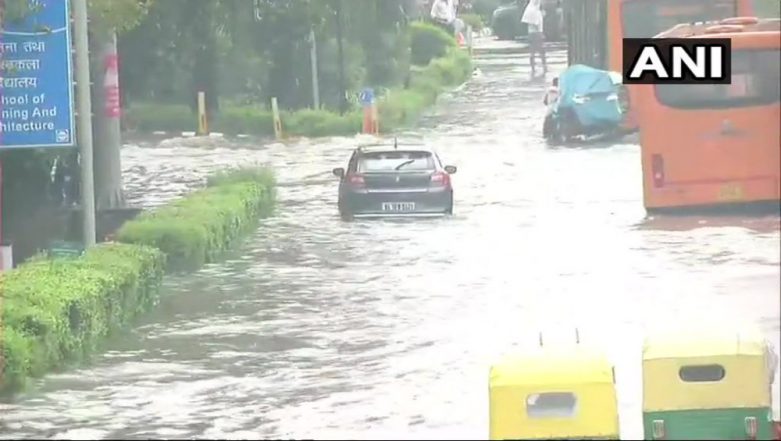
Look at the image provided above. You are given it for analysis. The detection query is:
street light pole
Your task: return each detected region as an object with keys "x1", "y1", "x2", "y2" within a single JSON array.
[
  {"x1": 309, "y1": 28, "x2": 320, "y2": 109},
  {"x1": 334, "y1": 0, "x2": 347, "y2": 115},
  {"x1": 72, "y1": 0, "x2": 97, "y2": 246}
]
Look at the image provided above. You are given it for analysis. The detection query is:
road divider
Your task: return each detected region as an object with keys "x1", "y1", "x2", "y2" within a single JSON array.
[
  {"x1": 116, "y1": 167, "x2": 276, "y2": 271},
  {"x1": 0, "y1": 166, "x2": 276, "y2": 395}
]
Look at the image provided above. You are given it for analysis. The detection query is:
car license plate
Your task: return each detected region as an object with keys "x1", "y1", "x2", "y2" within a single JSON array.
[
  {"x1": 718, "y1": 183, "x2": 744, "y2": 201},
  {"x1": 382, "y1": 202, "x2": 415, "y2": 212}
]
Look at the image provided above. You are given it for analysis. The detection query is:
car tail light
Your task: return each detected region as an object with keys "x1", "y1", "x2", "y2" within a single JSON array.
[
  {"x1": 651, "y1": 154, "x2": 665, "y2": 188},
  {"x1": 651, "y1": 420, "x2": 665, "y2": 440},
  {"x1": 430, "y1": 171, "x2": 451, "y2": 188},
  {"x1": 347, "y1": 173, "x2": 365, "y2": 187},
  {"x1": 745, "y1": 416, "x2": 757, "y2": 440}
]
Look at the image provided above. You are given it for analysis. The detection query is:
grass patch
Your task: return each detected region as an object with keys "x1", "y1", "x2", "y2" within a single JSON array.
[
  {"x1": 1, "y1": 243, "x2": 165, "y2": 393},
  {"x1": 115, "y1": 166, "x2": 276, "y2": 271}
]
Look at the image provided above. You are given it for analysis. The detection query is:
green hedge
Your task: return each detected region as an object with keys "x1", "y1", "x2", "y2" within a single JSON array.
[
  {"x1": 409, "y1": 21, "x2": 457, "y2": 66},
  {"x1": 1, "y1": 243, "x2": 166, "y2": 392},
  {"x1": 116, "y1": 167, "x2": 276, "y2": 271},
  {"x1": 0, "y1": 167, "x2": 277, "y2": 394},
  {"x1": 380, "y1": 48, "x2": 472, "y2": 131},
  {"x1": 123, "y1": 24, "x2": 471, "y2": 138}
]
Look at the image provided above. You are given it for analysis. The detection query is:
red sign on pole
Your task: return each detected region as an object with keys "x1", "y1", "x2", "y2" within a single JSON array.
[{"x1": 104, "y1": 53, "x2": 121, "y2": 118}]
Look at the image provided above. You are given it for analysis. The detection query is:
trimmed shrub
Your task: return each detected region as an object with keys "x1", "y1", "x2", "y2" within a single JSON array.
[
  {"x1": 215, "y1": 106, "x2": 275, "y2": 137},
  {"x1": 409, "y1": 21, "x2": 457, "y2": 66},
  {"x1": 122, "y1": 103, "x2": 195, "y2": 133},
  {"x1": 0, "y1": 243, "x2": 166, "y2": 393},
  {"x1": 379, "y1": 48, "x2": 472, "y2": 130},
  {"x1": 282, "y1": 109, "x2": 363, "y2": 138},
  {"x1": 116, "y1": 167, "x2": 276, "y2": 271}
]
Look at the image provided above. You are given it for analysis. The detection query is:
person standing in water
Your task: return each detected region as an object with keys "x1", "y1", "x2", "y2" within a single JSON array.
[{"x1": 521, "y1": 0, "x2": 547, "y2": 75}]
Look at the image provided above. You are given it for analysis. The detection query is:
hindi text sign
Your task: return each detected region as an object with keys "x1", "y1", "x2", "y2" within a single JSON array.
[{"x1": 0, "y1": 0, "x2": 76, "y2": 149}]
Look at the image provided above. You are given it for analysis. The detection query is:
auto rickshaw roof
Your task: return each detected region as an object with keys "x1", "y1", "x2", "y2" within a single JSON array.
[
  {"x1": 490, "y1": 347, "x2": 614, "y2": 387},
  {"x1": 643, "y1": 328, "x2": 770, "y2": 360}
]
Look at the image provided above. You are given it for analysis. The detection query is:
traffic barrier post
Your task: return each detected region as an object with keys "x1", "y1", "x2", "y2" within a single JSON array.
[
  {"x1": 271, "y1": 97, "x2": 283, "y2": 140},
  {"x1": 197, "y1": 91, "x2": 208, "y2": 136}
]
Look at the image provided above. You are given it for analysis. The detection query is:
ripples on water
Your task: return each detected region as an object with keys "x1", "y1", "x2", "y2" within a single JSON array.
[{"x1": 1, "y1": 45, "x2": 779, "y2": 440}]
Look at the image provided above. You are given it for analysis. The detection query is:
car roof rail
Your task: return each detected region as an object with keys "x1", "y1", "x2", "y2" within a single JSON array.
[{"x1": 356, "y1": 138, "x2": 427, "y2": 151}]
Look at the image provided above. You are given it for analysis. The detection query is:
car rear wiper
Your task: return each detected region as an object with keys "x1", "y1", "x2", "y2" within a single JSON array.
[{"x1": 394, "y1": 159, "x2": 415, "y2": 170}]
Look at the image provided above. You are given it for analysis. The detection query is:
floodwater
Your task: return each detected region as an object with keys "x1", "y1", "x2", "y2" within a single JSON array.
[{"x1": 1, "y1": 40, "x2": 779, "y2": 439}]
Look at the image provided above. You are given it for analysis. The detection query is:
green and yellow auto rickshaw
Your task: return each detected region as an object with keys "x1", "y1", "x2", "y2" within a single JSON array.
[{"x1": 642, "y1": 329, "x2": 779, "y2": 440}]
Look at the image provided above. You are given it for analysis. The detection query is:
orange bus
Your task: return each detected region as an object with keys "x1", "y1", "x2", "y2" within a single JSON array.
[
  {"x1": 567, "y1": 0, "x2": 756, "y2": 131},
  {"x1": 632, "y1": 17, "x2": 780, "y2": 213},
  {"x1": 607, "y1": 0, "x2": 756, "y2": 72},
  {"x1": 566, "y1": 0, "x2": 755, "y2": 71}
]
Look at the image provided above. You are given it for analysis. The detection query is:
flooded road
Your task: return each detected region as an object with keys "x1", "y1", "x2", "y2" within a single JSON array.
[{"x1": 2, "y1": 41, "x2": 779, "y2": 439}]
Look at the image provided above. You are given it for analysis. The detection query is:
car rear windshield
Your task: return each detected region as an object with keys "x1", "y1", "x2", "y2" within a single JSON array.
[
  {"x1": 621, "y1": 0, "x2": 737, "y2": 39},
  {"x1": 654, "y1": 49, "x2": 781, "y2": 109},
  {"x1": 357, "y1": 151, "x2": 435, "y2": 172}
]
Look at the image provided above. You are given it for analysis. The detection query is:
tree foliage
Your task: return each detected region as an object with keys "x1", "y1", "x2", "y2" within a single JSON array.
[
  {"x1": 87, "y1": 0, "x2": 155, "y2": 35},
  {"x1": 1, "y1": 0, "x2": 154, "y2": 33},
  {"x1": 117, "y1": 0, "x2": 422, "y2": 111}
]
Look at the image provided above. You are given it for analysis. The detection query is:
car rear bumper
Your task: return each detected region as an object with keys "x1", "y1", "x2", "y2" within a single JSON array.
[{"x1": 341, "y1": 187, "x2": 452, "y2": 216}]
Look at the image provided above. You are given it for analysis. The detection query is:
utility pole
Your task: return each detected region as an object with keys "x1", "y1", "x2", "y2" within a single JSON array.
[
  {"x1": 309, "y1": 28, "x2": 320, "y2": 109},
  {"x1": 92, "y1": 31, "x2": 125, "y2": 209},
  {"x1": 72, "y1": 0, "x2": 97, "y2": 246},
  {"x1": 334, "y1": 0, "x2": 347, "y2": 114}
]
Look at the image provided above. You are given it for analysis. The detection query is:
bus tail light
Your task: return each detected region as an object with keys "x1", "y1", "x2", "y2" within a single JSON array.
[
  {"x1": 652, "y1": 419, "x2": 665, "y2": 440},
  {"x1": 745, "y1": 416, "x2": 757, "y2": 440},
  {"x1": 651, "y1": 154, "x2": 665, "y2": 188}
]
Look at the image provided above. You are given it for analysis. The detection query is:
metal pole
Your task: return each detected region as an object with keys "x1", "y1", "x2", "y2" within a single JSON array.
[
  {"x1": 72, "y1": 0, "x2": 97, "y2": 246},
  {"x1": 309, "y1": 28, "x2": 320, "y2": 109},
  {"x1": 0, "y1": 159, "x2": 4, "y2": 270},
  {"x1": 335, "y1": 0, "x2": 347, "y2": 115}
]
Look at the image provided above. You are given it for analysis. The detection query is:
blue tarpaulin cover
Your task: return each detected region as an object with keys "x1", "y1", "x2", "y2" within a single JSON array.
[{"x1": 555, "y1": 64, "x2": 623, "y2": 128}]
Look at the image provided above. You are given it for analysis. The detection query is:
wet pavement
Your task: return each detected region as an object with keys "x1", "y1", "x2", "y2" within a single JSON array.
[{"x1": 1, "y1": 40, "x2": 779, "y2": 439}]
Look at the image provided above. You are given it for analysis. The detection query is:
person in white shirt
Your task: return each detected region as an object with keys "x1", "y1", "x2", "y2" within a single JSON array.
[
  {"x1": 430, "y1": 0, "x2": 456, "y2": 34},
  {"x1": 521, "y1": 0, "x2": 547, "y2": 74}
]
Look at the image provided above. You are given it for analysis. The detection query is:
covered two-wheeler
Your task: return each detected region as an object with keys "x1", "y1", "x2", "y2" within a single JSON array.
[{"x1": 543, "y1": 64, "x2": 628, "y2": 143}]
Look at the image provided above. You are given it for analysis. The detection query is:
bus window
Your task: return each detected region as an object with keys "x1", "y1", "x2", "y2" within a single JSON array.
[
  {"x1": 621, "y1": 0, "x2": 737, "y2": 39},
  {"x1": 654, "y1": 49, "x2": 781, "y2": 109}
]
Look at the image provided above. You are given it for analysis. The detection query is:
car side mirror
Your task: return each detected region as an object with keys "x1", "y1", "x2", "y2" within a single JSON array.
[
  {"x1": 332, "y1": 167, "x2": 345, "y2": 178},
  {"x1": 444, "y1": 165, "x2": 457, "y2": 174}
]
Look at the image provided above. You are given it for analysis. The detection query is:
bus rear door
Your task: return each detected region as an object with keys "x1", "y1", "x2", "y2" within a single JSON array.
[{"x1": 640, "y1": 38, "x2": 780, "y2": 209}]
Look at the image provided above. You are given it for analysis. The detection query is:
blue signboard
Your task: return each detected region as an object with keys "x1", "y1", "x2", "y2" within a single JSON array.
[
  {"x1": 0, "y1": 0, "x2": 76, "y2": 149},
  {"x1": 359, "y1": 88, "x2": 375, "y2": 106}
]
